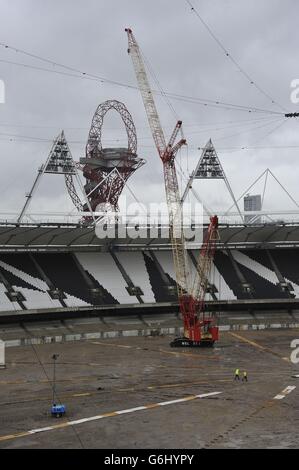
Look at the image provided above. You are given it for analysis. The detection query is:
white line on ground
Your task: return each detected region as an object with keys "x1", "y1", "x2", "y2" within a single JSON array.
[
  {"x1": 115, "y1": 406, "x2": 147, "y2": 415},
  {"x1": 0, "y1": 391, "x2": 222, "y2": 443},
  {"x1": 274, "y1": 385, "x2": 296, "y2": 400}
]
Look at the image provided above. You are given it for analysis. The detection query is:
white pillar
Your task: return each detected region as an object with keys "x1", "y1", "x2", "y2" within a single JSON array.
[{"x1": 0, "y1": 340, "x2": 5, "y2": 368}]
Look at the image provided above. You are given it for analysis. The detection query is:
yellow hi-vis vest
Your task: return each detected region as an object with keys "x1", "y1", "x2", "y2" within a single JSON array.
[{"x1": 235, "y1": 369, "x2": 239, "y2": 375}]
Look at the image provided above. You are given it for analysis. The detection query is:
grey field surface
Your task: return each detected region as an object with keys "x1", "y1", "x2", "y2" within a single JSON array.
[{"x1": 0, "y1": 330, "x2": 298, "y2": 449}]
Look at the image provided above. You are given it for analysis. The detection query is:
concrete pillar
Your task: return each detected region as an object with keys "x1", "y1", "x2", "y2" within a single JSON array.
[{"x1": 0, "y1": 339, "x2": 5, "y2": 368}]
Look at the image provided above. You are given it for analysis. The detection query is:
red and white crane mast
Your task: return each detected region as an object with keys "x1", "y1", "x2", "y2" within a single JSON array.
[
  {"x1": 126, "y1": 28, "x2": 189, "y2": 296},
  {"x1": 125, "y1": 28, "x2": 219, "y2": 346}
]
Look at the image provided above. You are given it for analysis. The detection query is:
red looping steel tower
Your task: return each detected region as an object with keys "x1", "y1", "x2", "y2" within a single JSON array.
[{"x1": 80, "y1": 100, "x2": 145, "y2": 212}]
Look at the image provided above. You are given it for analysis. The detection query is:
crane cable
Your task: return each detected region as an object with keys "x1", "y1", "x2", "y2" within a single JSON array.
[
  {"x1": 0, "y1": 46, "x2": 284, "y2": 115},
  {"x1": 185, "y1": 0, "x2": 287, "y2": 113}
]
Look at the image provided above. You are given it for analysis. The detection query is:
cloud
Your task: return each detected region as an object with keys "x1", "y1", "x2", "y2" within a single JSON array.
[{"x1": 0, "y1": 0, "x2": 298, "y2": 218}]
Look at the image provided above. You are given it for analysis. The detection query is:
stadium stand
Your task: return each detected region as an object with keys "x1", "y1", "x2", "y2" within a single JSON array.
[
  {"x1": 0, "y1": 247, "x2": 298, "y2": 312},
  {"x1": 0, "y1": 222, "x2": 298, "y2": 313}
]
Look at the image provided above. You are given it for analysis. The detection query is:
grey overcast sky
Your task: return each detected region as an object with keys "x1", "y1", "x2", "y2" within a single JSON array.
[{"x1": 0, "y1": 0, "x2": 298, "y2": 217}]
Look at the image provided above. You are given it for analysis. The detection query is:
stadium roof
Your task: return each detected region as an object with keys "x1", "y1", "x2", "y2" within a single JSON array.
[{"x1": 0, "y1": 222, "x2": 299, "y2": 252}]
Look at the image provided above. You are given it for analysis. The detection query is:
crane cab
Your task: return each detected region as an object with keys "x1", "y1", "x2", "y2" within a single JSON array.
[{"x1": 200, "y1": 318, "x2": 219, "y2": 345}]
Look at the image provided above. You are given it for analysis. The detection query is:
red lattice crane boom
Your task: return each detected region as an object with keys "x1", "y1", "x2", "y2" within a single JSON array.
[{"x1": 125, "y1": 28, "x2": 219, "y2": 346}]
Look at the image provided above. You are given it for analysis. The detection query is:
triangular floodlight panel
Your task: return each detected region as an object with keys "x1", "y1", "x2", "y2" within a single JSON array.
[
  {"x1": 44, "y1": 131, "x2": 76, "y2": 175},
  {"x1": 194, "y1": 141, "x2": 225, "y2": 179}
]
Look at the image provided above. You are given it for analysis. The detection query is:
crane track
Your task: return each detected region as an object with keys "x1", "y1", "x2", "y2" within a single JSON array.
[{"x1": 203, "y1": 396, "x2": 281, "y2": 448}]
